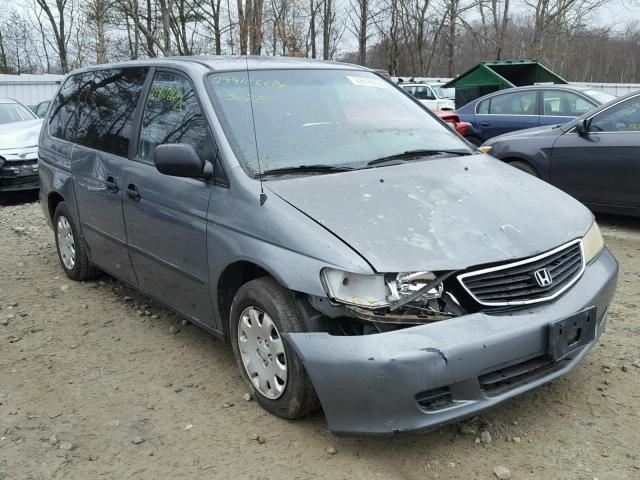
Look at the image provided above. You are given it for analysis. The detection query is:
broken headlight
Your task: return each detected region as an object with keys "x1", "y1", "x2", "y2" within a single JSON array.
[{"x1": 320, "y1": 268, "x2": 442, "y2": 309}]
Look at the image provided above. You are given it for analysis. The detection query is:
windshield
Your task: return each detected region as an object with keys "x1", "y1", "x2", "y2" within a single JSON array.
[
  {"x1": 0, "y1": 102, "x2": 36, "y2": 125},
  {"x1": 431, "y1": 85, "x2": 455, "y2": 99},
  {"x1": 206, "y1": 70, "x2": 470, "y2": 175},
  {"x1": 582, "y1": 89, "x2": 616, "y2": 105}
]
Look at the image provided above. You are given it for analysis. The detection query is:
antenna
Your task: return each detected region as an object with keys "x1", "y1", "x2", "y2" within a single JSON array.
[{"x1": 245, "y1": 54, "x2": 267, "y2": 205}]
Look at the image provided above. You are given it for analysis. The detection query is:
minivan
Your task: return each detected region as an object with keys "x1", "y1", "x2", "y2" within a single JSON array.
[{"x1": 39, "y1": 57, "x2": 618, "y2": 435}]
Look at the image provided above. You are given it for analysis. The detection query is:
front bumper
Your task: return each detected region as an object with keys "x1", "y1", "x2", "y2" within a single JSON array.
[
  {"x1": 0, "y1": 160, "x2": 39, "y2": 191},
  {"x1": 285, "y1": 248, "x2": 618, "y2": 435}
]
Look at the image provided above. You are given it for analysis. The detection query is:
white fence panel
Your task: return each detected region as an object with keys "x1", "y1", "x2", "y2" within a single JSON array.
[{"x1": 0, "y1": 74, "x2": 65, "y2": 106}]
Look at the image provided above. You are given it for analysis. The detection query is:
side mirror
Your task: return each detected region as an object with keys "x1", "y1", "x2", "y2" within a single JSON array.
[
  {"x1": 575, "y1": 118, "x2": 590, "y2": 136},
  {"x1": 154, "y1": 144, "x2": 213, "y2": 179}
]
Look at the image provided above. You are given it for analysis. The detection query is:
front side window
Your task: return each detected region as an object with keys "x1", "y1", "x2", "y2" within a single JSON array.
[
  {"x1": 542, "y1": 90, "x2": 595, "y2": 116},
  {"x1": 138, "y1": 71, "x2": 215, "y2": 163},
  {"x1": 75, "y1": 67, "x2": 148, "y2": 157},
  {"x1": 488, "y1": 91, "x2": 537, "y2": 115},
  {"x1": 206, "y1": 70, "x2": 469, "y2": 175},
  {"x1": 48, "y1": 72, "x2": 94, "y2": 141},
  {"x1": 0, "y1": 102, "x2": 36, "y2": 124},
  {"x1": 589, "y1": 95, "x2": 640, "y2": 132}
]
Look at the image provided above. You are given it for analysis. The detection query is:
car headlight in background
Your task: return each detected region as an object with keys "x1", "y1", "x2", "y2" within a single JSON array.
[
  {"x1": 582, "y1": 221, "x2": 604, "y2": 263},
  {"x1": 320, "y1": 268, "x2": 442, "y2": 309}
]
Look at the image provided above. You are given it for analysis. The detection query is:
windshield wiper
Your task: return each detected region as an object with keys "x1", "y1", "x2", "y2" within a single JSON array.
[
  {"x1": 367, "y1": 149, "x2": 472, "y2": 166},
  {"x1": 257, "y1": 164, "x2": 354, "y2": 177}
]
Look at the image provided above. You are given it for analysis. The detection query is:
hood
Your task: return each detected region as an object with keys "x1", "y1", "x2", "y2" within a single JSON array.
[
  {"x1": 0, "y1": 119, "x2": 43, "y2": 151},
  {"x1": 267, "y1": 155, "x2": 593, "y2": 273}
]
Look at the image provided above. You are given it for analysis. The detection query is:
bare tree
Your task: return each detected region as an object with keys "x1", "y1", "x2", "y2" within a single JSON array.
[{"x1": 34, "y1": 0, "x2": 74, "y2": 72}]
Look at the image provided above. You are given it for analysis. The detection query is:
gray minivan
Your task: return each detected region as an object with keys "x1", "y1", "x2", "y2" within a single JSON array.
[{"x1": 39, "y1": 57, "x2": 618, "y2": 435}]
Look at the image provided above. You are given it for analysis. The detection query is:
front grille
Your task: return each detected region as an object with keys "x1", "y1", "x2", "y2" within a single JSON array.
[
  {"x1": 479, "y1": 354, "x2": 572, "y2": 396},
  {"x1": 458, "y1": 240, "x2": 584, "y2": 306}
]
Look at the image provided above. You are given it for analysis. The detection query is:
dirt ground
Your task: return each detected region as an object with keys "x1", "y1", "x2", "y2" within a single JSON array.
[{"x1": 1, "y1": 191, "x2": 639, "y2": 480}]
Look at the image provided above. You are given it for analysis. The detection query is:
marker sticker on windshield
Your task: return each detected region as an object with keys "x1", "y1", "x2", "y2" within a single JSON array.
[{"x1": 346, "y1": 76, "x2": 389, "y2": 89}]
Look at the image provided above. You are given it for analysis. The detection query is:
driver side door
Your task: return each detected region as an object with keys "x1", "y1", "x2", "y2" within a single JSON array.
[{"x1": 549, "y1": 93, "x2": 640, "y2": 211}]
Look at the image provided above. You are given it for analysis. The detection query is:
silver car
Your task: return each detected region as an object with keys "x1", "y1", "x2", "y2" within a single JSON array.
[
  {"x1": 0, "y1": 98, "x2": 41, "y2": 192},
  {"x1": 38, "y1": 57, "x2": 617, "y2": 435}
]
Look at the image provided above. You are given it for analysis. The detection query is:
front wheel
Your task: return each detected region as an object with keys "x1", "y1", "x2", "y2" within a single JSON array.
[
  {"x1": 508, "y1": 160, "x2": 539, "y2": 177},
  {"x1": 229, "y1": 277, "x2": 319, "y2": 419}
]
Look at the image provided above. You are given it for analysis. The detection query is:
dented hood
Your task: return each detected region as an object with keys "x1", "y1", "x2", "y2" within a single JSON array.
[
  {"x1": 0, "y1": 119, "x2": 42, "y2": 151},
  {"x1": 266, "y1": 154, "x2": 593, "y2": 272}
]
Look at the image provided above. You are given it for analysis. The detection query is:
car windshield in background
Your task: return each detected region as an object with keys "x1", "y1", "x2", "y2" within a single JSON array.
[
  {"x1": 582, "y1": 89, "x2": 616, "y2": 105},
  {"x1": 206, "y1": 70, "x2": 470, "y2": 175},
  {"x1": 0, "y1": 102, "x2": 36, "y2": 124},
  {"x1": 431, "y1": 85, "x2": 454, "y2": 99}
]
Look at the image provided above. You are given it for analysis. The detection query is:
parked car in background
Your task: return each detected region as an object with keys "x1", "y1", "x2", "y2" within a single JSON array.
[
  {"x1": 39, "y1": 57, "x2": 616, "y2": 435},
  {"x1": 32, "y1": 100, "x2": 51, "y2": 118},
  {"x1": 456, "y1": 85, "x2": 615, "y2": 145},
  {"x1": 399, "y1": 82, "x2": 455, "y2": 110},
  {"x1": 433, "y1": 109, "x2": 470, "y2": 136},
  {"x1": 0, "y1": 99, "x2": 41, "y2": 192},
  {"x1": 480, "y1": 90, "x2": 640, "y2": 216}
]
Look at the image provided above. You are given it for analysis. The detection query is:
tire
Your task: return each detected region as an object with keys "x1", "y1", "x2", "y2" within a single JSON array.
[
  {"x1": 229, "y1": 277, "x2": 319, "y2": 419},
  {"x1": 508, "y1": 160, "x2": 539, "y2": 177},
  {"x1": 53, "y1": 202, "x2": 100, "y2": 281},
  {"x1": 465, "y1": 135, "x2": 483, "y2": 146}
]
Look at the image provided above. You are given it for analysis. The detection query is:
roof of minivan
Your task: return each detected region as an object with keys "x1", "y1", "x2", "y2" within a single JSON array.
[
  {"x1": 0, "y1": 98, "x2": 19, "y2": 104},
  {"x1": 70, "y1": 55, "x2": 367, "y2": 74}
]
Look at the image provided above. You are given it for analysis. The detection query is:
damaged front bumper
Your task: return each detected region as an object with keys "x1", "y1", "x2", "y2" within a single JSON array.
[
  {"x1": 0, "y1": 154, "x2": 39, "y2": 192},
  {"x1": 284, "y1": 248, "x2": 618, "y2": 435}
]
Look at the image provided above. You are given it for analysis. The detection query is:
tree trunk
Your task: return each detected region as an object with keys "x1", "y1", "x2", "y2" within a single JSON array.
[
  {"x1": 309, "y1": 0, "x2": 316, "y2": 58},
  {"x1": 358, "y1": 0, "x2": 368, "y2": 65},
  {"x1": 237, "y1": 0, "x2": 248, "y2": 54},
  {"x1": 322, "y1": 0, "x2": 332, "y2": 60},
  {"x1": 158, "y1": 0, "x2": 172, "y2": 55}
]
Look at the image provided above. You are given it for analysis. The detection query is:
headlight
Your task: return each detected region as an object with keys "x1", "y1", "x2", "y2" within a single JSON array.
[
  {"x1": 582, "y1": 221, "x2": 604, "y2": 263},
  {"x1": 478, "y1": 146, "x2": 492, "y2": 154},
  {"x1": 320, "y1": 268, "x2": 442, "y2": 309}
]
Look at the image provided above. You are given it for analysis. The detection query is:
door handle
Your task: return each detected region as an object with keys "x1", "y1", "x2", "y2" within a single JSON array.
[
  {"x1": 479, "y1": 121, "x2": 491, "y2": 127},
  {"x1": 105, "y1": 175, "x2": 119, "y2": 194},
  {"x1": 126, "y1": 183, "x2": 141, "y2": 202}
]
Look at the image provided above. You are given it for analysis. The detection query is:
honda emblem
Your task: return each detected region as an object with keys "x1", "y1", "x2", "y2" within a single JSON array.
[{"x1": 533, "y1": 268, "x2": 553, "y2": 287}]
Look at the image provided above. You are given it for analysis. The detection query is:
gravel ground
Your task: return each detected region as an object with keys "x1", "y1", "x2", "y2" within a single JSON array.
[{"x1": 1, "y1": 192, "x2": 639, "y2": 480}]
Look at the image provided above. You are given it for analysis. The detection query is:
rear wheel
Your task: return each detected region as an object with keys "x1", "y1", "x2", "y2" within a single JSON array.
[
  {"x1": 508, "y1": 160, "x2": 539, "y2": 177},
  {"x1": 230, "y1": 277, "x2": 319, "y2": 419},
  {"x1": 53, "y1": 202, "x2": 100, "y2": 281}
]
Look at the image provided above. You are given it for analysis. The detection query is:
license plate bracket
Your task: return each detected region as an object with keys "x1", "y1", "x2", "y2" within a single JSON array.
[{"x1": 547, "y1": 307, "x2": 597, "y2": 361}]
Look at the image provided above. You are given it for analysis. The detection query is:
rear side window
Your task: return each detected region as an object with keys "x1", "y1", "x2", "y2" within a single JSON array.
[
  {"x1": 476, "y1": 99, "x2": 489, "y2": 114},
  {"x1": 138, "y1": 71, "x2": 215, "y2": 163},
  {"x1": 75, "y1": 68, "x2": 148, "y2": 157},
  {"x1": 48, "y1": 72, "x2": 93, "y2": 141},
  {"x1": 488, "y1": 91, "x2": 537, "y2": 115}
]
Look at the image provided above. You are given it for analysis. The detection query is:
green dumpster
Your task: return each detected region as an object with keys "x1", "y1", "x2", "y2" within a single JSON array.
[{"x1": 444, "y1": 60, "x2": 568, "y2": 108}]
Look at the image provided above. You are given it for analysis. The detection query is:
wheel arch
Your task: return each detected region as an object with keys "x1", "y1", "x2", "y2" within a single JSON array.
[
  {"x1": 47, "y1": 191, "x2": 65, "y2": 223},
  {"x1": 216, "y1": 260, "x2": 286, "y2": 342},
  {"x1": 502, "y1": 156, "x2": 540, "y2": 177}
]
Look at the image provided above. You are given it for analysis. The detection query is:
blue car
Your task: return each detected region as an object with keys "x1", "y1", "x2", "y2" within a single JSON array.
[{"x1": 456, "y1": 85, "x2": 614, "y2": 145}]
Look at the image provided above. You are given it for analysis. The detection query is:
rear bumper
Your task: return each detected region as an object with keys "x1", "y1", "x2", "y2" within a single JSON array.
[{"x1": 285, "y1": 248, "x2": 618, "y2": 435}]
